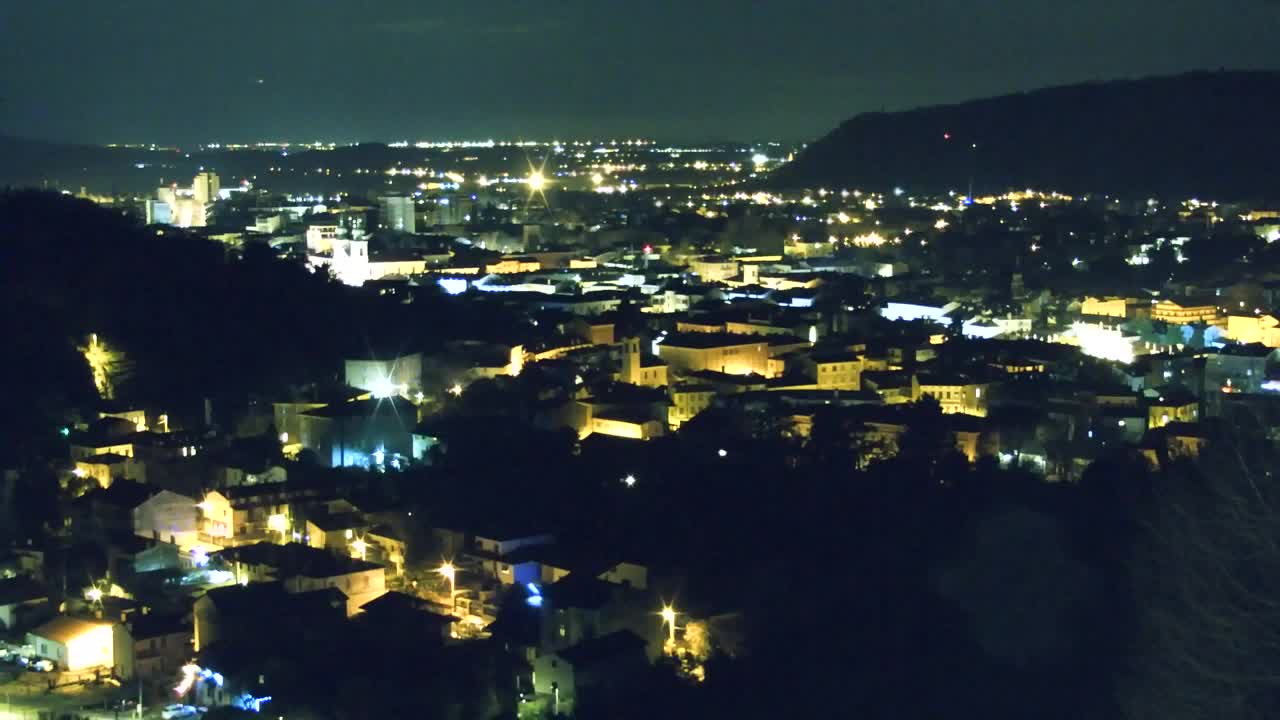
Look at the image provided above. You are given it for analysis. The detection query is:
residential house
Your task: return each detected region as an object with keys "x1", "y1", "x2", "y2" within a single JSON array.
[
  {"x1": 532, "y1": 630, "x2": 650, "y2": 716},
  {"x1": 214, "y1": 542, "x2": 386, "y2": 615},
  {"x1": 133, "y1": 489, "x2": 200, "y2": 549},
  {"x1": 27, "y1": 616, "x2": 133, "y2": 679},
  {"x1": 74, "y1": 453, "x2": 146, "y2": 488},
  {"x1": 1149, "y1": 387, "x2": 1200, "y2": 428},
  {"x1": 128, "y1": 612, "x2": 190, "y2": 686},
  {"x1": 917, "y1": 374, "x2": 991, "y2": 416},
  {"x1": 0, "y1": 576, "x2": 49, "y2": 631}
]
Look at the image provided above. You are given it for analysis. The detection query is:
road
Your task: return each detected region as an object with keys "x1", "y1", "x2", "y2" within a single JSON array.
[{"x1": 0, "y1": 681, "x2": 163, "y2": 720}]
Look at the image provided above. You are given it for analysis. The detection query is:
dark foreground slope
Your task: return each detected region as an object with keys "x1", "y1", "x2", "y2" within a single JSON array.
[{"x1": 770, "y1": 70, "x2": 1280, "y2": 199}]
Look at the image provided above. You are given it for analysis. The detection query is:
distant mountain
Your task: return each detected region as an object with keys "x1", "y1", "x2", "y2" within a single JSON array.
[{"x1": 769, "y1": 71, "x2": 1280, "y2": 199}]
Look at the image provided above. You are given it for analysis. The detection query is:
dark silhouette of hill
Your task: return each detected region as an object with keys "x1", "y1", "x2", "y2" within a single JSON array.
[{"x1": 769, "y1": 70, "x2": 1280, "y2": 199}]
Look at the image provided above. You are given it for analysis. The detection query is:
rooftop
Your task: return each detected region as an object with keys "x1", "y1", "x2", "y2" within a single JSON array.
[
  {"x1": 659, "y1": 331, "x2": 768, "y2": 349},
  {"x1": 301, "y1": 396, "x2": 417, "y2": 419},
  {"x1": 216, "y1": 542, "x2": 382, "y2": 577},
  {"x1": 556, "y1": 629, "x2": 647, "y2": 667},
  {"x1": 0, "y1": 575, "x2": 48, "y2": 605},
  {"x1": 31, "y1": 616, "x2": 111, "y2": 644}
]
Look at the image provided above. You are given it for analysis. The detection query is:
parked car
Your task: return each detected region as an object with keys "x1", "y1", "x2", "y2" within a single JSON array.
[
  {"x1": 28, "y1": 659, "x2": 54, "y2": 672},
  {"x1": 161, "y1": 704, "x2": 197, "y2": 719}
]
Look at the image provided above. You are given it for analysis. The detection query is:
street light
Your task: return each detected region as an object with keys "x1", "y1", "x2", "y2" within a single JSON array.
[
  {"x1": 660, "y1": 605, "x2": 677, "y2": 646},
  {"x1": 85, "y1": 586, "x2": 103, "y2": 604},
  {"x1": 351, "y1": 537, "x2": 368, "y2": 561},
  {"x1": 622, "y1": 474, "x2": 636, "y2": 488},
  {"x1": 660, "y1": 599, "x2": 680, "y2": 645},
  {"x1": 438, "y1": 561, "x2": 457, "y2": 613}
]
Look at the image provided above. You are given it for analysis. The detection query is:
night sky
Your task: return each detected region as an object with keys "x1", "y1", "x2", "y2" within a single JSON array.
[{"x1": 3, "y1": 0, "x2": 1278, "y2": 145}]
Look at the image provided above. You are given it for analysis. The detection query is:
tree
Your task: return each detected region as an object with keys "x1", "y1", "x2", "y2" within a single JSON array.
[{"x1": 1124, "y1": 437, "x2": 1280, "y2": 720}]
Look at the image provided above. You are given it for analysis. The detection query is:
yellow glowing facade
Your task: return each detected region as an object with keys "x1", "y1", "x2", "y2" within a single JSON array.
[
  {"x1": 918, "y1": 381, "x2": 989, "y2": 417},
  {"x1": 485, "y1": 258, "x2": 541, "y2": 274},
  {"x1": 1149, "y1": 399, "x2": 1199, "y2": 429},
  {"x1": 657, "y1": 336, "x2": 773, "y2": 377},
  {"x1": 1080, "y1": 297, "x2": 1130, "y2": 319},
  {"x1": 1151, "y1": 299, "x2": 1220, "y2": 325},
  {"x1": 28, "y1": 617, "x2": 115, "y2": 673},
  {"x1": 669, "y1": 387, "x2": 715, "y2": 429},
  {"x1": 1225, "y1": 314, "x2": 1280, "y2": 347}
]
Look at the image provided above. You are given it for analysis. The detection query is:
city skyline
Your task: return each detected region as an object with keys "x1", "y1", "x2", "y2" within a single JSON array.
[{"x1": 3, "y1": 0, "x2": 1280, "y2": 145}]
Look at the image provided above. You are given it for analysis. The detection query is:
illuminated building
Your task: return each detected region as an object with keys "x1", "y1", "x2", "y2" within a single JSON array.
[
  {"x1": 197, "y1": 491, "x2": 234, "y2": 543},
  {"x1": 1225, "y1": 313, "x2": 1280, "y2": 347},
  {"x1": 74, "y1": 452, "x2": 145, "y2": 488},
  {"x1": 1151, "y1": 298, "x2": 1221, "y2": 325},
  {"x1": 305, "y1": 220, "x2": 339, "y2": 254},
  {"x1": 303, "y1": 512, "x2": 371, "y2": 551},
  {"x1": 379, "y1": 195, "x2": 416, "y2": 234},
  {"x1": 0, "y1": 576, "x2": 48, "y2": 630},
  {"x1": 531, "y1": 630, "x2": 650, "y2": 717},
  {"x1": 214, "y1": 542, "x2": 387, "y2": 616},
  {"x1": 1148, "y1": 389, "x2": 1200, "y2": 428},
  {"x1": 1069, "y1": 322, "x2": 1139, "y2": 363},
  {"x1": 617, "y1": 337, "x2": 668, "y2": 388},
  {"x1": 144, "y1": 199, "x2": 172, "y2": 225},
  {"x1": 485, "y1": 256, "x2": 542, "y2": 274},
  {"x1": 656, "y1": 332, "x2": 773, "y2": 377},
  {"x1": 669, "y1": 383, "x2": 715, "y2": 429},
  {"x1": 1080, "y1": 296, "x2": 1135, "y2": 319},
  {"x1": 26, "y1": 616, "x2": 129, "y2": 677},
  {"x1": 917, "y1": 375, "x2": 990, "y2": 416},
  {"x1": 806, "y1": 350, "x2": 863, "y2": 390},
  {"x1": 574, "y1": 386, "x2": 669, "y2": 441},
  {"x1": 133, "y1": 489, "x2": 202, "y2": 549},
  {"x1": 192, "y1": 172, "x2": 220, "y2": 204},
  {"x1": 128, "y1": 612, "x2": 190, "y2": 686},
  {"x1": 274, "y1": 384, "x2": 372, "y2": 448},
  {"x1": 861, "y1": 371, "x2": 920, "y2": 405},
  {"x1": 344, "y1": 354, "x2": 423, "y2": 398},
  {"x1": 688, "y1": 255, "x2": 740, "y2": 282},
  {"x1": 296, "y1": 396, "x2": 417, "y2": 468}
]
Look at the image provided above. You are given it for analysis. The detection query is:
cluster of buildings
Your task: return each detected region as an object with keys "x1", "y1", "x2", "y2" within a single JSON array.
[{"x1": 16, "y1": 136, "x2": 1280, "y2": 716}]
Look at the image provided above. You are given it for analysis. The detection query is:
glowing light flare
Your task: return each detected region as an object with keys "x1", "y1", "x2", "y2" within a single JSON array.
[
  {"x1": 622, "y1": 474, "x2": 637, "y2": 488},
  {"x1": 175, "y1": 663, "x2": 200, "y2": 696},
  {"x1": 527, "y1": 171, "x2": 546, "y2": 191},
  {"x1": 370, "y1": 377, "x2": 404, "y2": 399},
  {"x1": 660, "y1": 605, "x2": 678, "y2": 645},
  {"x1": 350, "y1": 537, "x2": 368, "y2": 560},
  {"x1": 84, "y1": 586, "x2": 103, "y2": 603}
]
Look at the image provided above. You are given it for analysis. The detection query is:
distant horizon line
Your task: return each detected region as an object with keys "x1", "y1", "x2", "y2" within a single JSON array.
[{"x1": 4, "y1": 134, "x2": 802, "y2": 153}]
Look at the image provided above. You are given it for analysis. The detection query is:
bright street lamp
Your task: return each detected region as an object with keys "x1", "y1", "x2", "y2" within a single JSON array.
[
  {"x1": 85, "y1": 586, "x2": 103, "y2": 604},
  {"x1": 438, "y1": 561, "x2": 457, "y2": 613},
  {"x1": 622, "y1": 474, "x2": 636, "y2": 488},
  {"x1": 660, "y1": 605, "x2": 677, "y2": 645},
  {"x1": 527, "y1": 171, "x2": 546, "y2": 191}
]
